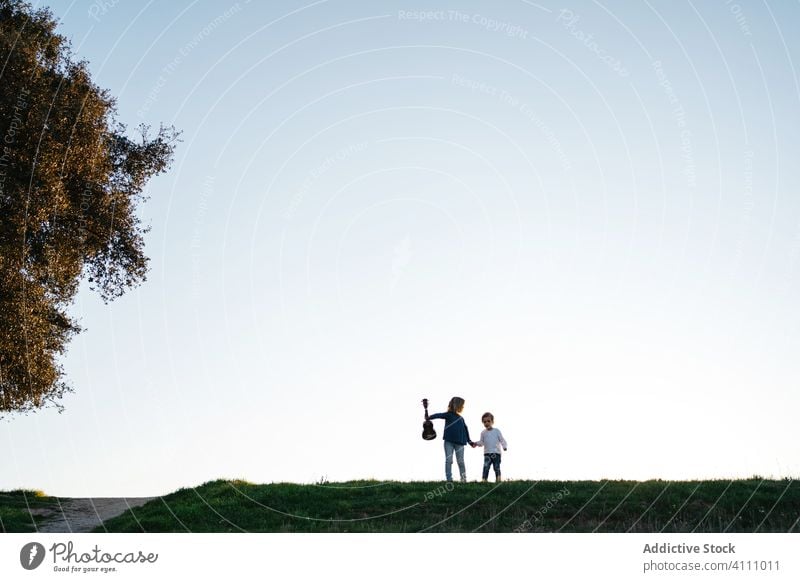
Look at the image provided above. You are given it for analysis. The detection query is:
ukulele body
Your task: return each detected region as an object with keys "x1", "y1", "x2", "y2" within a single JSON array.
[{"x1": 421, "y1": 398, "x2": 437, "y2": 440}]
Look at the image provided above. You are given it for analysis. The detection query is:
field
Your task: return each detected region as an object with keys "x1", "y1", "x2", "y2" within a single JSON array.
[{"x1": 3, "y1": 478, "x2": 798, "y2": 533}]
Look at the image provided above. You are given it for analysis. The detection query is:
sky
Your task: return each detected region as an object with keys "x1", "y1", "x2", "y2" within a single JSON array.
[{"x1": 2, "y1": 0, "x2": 800, "y2": 497}]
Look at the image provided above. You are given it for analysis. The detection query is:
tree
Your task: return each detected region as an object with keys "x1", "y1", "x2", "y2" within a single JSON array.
[{"x1": 0, "y1": 1, "x2": 179, "y2": 415}]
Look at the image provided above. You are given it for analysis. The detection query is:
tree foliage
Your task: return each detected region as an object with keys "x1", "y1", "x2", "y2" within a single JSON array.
[{"x1": 0, "y1": 1, "x2": 179, "y2": 415}]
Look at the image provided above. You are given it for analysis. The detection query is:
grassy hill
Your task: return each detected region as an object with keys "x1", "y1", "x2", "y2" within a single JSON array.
[
  {"x1": 3, "y1": 478, "x2": 798, "y2": 533},
  {"x1": 93, "y1": 478, "x2": 799, "y2": 533},
  {"x1": 0, "y1": 490, "x2": 57, "y2": 533}
]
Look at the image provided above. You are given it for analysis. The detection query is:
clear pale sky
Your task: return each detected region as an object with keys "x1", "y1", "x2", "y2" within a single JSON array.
[{"x1": 3, "y1": 0, "x2": 799, "y2": 497}]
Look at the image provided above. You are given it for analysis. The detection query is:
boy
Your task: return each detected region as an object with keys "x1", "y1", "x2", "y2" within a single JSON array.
[{"x1": 475, "y1": 412, "x2": 508, "y2": 482}]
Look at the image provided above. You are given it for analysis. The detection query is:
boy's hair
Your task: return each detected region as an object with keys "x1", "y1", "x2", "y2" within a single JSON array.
[
  {"x1": 482, "y1": 412, "x2": 494, "y2": 422},
  {"x1": 447, "y1": 397, "x2": 466, "y2": 414}
]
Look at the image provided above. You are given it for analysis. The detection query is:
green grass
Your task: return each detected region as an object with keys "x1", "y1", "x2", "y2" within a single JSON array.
[
  {"x1": 89, "y1": 478, "x2": 800, "y2": 533},
  {"x1": 0, "y1": 489, "x2": 59, "y2": 533}
]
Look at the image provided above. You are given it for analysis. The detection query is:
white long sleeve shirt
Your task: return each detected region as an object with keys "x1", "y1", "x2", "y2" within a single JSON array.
[{"x1": 477, "y1": 428, "x2": 507, "y2": 454}]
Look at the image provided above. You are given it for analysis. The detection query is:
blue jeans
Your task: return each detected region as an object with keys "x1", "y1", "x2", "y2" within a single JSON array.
[
  {"x1": 444, "y1": 441, "x2": 466, "y2": 482},
  {"x1": 482, "y1": 453, "x2": 501, "y2": 480}
]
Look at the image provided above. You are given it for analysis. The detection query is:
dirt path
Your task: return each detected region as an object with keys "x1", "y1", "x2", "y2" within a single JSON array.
[{"x1": 35, "y1": 497, "x2": 156, "y2": 533}]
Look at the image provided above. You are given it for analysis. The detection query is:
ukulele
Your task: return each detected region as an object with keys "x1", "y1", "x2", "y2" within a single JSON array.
[{"x1": 421, "y1": 398, "x2": 437, "y2": 440}]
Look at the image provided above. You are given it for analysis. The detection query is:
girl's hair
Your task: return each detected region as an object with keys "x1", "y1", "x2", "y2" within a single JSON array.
[
  {"x1": 482, "y1": 412, "x2": 494, "y2": 422},
  {"x1": 447, "y1": 397, "x2": 466, "y2": 414}
]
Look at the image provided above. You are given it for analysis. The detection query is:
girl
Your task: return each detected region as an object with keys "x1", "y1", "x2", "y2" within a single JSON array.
[{"x1": 427, "y1": 397, "x2": 475, "y2": 482}]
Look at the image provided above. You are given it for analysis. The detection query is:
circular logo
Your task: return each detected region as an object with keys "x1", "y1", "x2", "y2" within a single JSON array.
[{"x1": 19, "y1": 542, "x2": 46, "y2": 570}]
